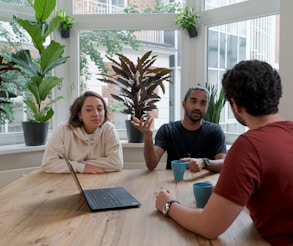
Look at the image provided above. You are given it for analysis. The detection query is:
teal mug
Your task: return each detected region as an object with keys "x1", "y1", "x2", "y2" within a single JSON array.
[
  {"x1": 193, "y1": 182, "x2": 213, "y2": 208},
  {"x1": 171, "y1": 160, "x2": 187, "y2": 181}
]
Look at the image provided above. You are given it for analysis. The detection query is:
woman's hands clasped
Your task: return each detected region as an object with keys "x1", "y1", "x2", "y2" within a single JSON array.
[{"x1": 84, "y1": 164, "x2": 107, "y2": 174}]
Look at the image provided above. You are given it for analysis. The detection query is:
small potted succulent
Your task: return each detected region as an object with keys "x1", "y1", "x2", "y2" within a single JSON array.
[
  {"x1": 175, "y1": 6, "x2": 200, "y2": 38},
  {"x1": 56, "y1": 9, "x2": 74, "y2": 38}
]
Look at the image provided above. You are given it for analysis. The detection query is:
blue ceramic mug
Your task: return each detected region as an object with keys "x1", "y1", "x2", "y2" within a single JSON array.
[
  {"x1": 171, "y1": 160, "x2": 187, "y2": 181},
  {"x1": 193, "y1": 182, "x2": 213, "y2": 208}
]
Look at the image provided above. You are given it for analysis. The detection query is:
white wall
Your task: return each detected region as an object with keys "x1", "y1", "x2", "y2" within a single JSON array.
[{"x1": 279, "y1": 1, "x2": 293, "y2": 120}]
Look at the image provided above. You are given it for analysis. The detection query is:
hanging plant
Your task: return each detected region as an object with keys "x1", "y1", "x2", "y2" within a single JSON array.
[
  {"x1": 56, "y1": 9, "x2": 74, "y2": 38},
  {"x1": 175, "y1": 6, "x2": 200, "y2": 38}
]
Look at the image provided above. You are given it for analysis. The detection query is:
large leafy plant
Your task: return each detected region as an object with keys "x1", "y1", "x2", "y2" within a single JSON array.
[
  {"x1": 99, "y1": 51, "x2": 172, "y2": 119},
  {"x1": 204, "y1": 83, "x2": 225, "y2": 124},
  {"x1": 10, "y1": 0, "x2": 69, "y2": 122}
]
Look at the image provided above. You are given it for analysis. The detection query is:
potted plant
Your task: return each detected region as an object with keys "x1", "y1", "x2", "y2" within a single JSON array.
[
  {"x1": 175, "y1": 6, "x2": 200, "y2": 38},
  {"x1": 56, "y1": 9, "x2": 74, "y2": 38},
  {"x1": 99, "y1": 50, "x2": 172, "y2": 143},
  {"x1": 0, "y1": 55, "x2": 20, "y2": 125},
  {"x1": 10, "y1": 0, "x2": 69, "y2": 146},
  {"x1": 204, "y1": 83, "x2": 225, "y2": 124}
]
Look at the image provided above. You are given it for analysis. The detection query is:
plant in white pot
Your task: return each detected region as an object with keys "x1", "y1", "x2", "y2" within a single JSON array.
[
  {"x1": 99, "y1": 50, "x2": 172, "y2": 143},
  {"x1": 11, "y1": 0, "x2": 69, "y2": 146}
]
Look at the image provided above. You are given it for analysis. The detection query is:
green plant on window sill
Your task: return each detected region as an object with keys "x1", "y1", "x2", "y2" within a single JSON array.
[
  {"x1": 204, "y1": 83, "x2": 225, "y2": 124},
  {"x1": 175, "y1": 6, "x2": 200, "y2": 38},
  {"x1": 99, "y1": 50, "x2": 172, "y2": 120},
  {"x1": 11, "y1": 0, "x2": 69, "y2": 123}
]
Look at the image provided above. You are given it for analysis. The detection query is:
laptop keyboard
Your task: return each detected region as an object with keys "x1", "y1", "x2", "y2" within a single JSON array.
[{"x1": 85, "y1": 189, "x2": 123, "y2": 208}]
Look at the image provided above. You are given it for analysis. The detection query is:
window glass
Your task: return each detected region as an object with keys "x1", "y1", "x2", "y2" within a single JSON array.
[
  {"x1": 0, "y1": 20, "x2": 54, "y2": 139},
  {"x1": 73, "y1": 0, "x2": 184, "y2": 14},
  {"x1": 0, "y1": 20, "x2": 30, "y2": 135},
  {"x1": 205, "y1": 0, "x2": 248, "y2": 10},
  {"x1": 207, "y1": 15, "x2": 279, "y2": 134},
  {"x1": 219, "y1": 33, "x2": 225, "y2": 69},
  {"x1": 0, "y1": 0, "x2": 29, "y2": 6},
  {"x1": 78, "y1": 29, "x2": 180, "y2": 131},
  {"x1": 208, "y1": 30, "x2": 218, "y2": 68}
]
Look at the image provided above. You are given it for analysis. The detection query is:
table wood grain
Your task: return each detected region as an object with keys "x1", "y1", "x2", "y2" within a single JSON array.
[{"x1": 0, "y1": 168, "x2": 269, "y2": 246}]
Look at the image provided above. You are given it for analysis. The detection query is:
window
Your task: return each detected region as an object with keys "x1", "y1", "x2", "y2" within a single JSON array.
[
  {"x1": 72, "y1": 1, "x2": 184, "y2": 135},
  {"x1": 78, "y1": 29, "x2": 180, "y2": 131},
  {"x1": 0, "y1": 0, "x2": 280, "y2": 146},
  {"x1": 0, "y1": 20, "x2": 32, "y2": 134},
  {"x1": 207, "y1": 15, "x2": 279, "y2": 139},
  {"x1": 0, "y1": 0, "x2": 29, "y2": 6},
  {"x1": 205, "y1": 0, "x2": 248, "y2": 10},
  {"x1": 73, "y1": 0, "x2": 184, "y2": 14}
]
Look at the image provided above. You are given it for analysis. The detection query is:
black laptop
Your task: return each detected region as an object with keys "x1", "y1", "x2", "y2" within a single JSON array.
[{"x1": 63, "y1": 156, "x2": 141, "y2": 212}]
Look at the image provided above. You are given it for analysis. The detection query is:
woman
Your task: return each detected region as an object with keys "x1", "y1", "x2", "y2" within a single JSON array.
[{"x1": 42, "y1": 91, "x2": 123, "y2": 174}]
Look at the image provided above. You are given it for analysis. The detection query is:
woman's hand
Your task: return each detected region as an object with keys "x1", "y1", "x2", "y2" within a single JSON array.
[{"x1": 84, "y1": 164, "x2": 107, "y2": 174}]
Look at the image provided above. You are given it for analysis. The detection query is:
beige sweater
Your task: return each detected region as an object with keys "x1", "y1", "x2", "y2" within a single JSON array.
[{"x1": 42, "y1": 121, "x2": 123, "y2": 173}]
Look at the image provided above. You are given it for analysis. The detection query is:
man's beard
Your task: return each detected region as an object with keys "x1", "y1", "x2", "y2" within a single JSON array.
[
  {"x1": 186, "y1": 110, "x2": 203, "y2": 123},
  {"x1": 229, "y1": 101, "x2": 247, "y2": 126},
  {"x1": 233, "y1": 111, "x2": 247, "y2": 126}
]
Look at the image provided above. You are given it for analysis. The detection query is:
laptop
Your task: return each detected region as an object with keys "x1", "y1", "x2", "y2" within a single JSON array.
[{"x1": 63, "y1": 156, "x2": 141, "y2": 212}]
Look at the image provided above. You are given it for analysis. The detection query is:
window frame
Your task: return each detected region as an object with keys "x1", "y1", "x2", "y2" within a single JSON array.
[
  {"x1": 201, "y1": 0, "x2": 279, "y2": 144},
  {"x1": 57, "y1": 1, "x2": 183, "y2": 142},
  {"x1": 0, "y1": 0, "x2": 280, "y2": 146}
]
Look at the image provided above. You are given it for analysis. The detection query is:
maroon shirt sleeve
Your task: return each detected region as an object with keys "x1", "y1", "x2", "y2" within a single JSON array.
[{"x1": 213, "y1": 134, "x2": 261, "y2": 206}]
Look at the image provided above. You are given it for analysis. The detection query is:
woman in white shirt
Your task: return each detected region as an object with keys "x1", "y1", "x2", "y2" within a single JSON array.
[{"x1": 42, "y1": 91, "x2": 123, "y2": 174}]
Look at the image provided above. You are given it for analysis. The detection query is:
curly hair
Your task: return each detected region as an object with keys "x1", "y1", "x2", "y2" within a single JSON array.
[
  {"x1": 69, "y1": 91, "x2": 108, "y2": 127},
  {"x1": 222, "y1": 60, "x2": 282, "y2": 116}
]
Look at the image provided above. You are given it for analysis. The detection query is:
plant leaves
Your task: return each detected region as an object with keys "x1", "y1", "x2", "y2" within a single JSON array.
[
  {"x1": 34, "y1": 0, "x2": 56, "y2": 22},
  {"x1": 204, "y1": 83, "x2": 225, "y2": 124},
  {"x1": 100, "y1": 51, "x2": 172, "y2": 118}
]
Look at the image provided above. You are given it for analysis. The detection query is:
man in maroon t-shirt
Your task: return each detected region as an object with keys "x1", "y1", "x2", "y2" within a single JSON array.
[{"x1": 154, "y1": 60, "x2": 293, "y2": 245}]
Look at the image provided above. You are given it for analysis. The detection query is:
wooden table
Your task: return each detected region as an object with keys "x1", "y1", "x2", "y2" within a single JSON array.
[{"x1": 0, "y1": 168, "x2": 269, "y2": 246}]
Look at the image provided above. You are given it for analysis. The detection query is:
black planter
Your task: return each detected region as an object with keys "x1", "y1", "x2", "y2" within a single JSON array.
[
  {"x1": 125, "y1": 120, "x2": 144, "y2": 143},
  {"x1": 22, "y1": 121, "x2": 49, "y2": 146},
  {"x1": 187, "y1": 27, "x2": 198, "y2": 38},
  {"x1": 61, "y1": 29, "x2": 70, "y2": 38}
]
